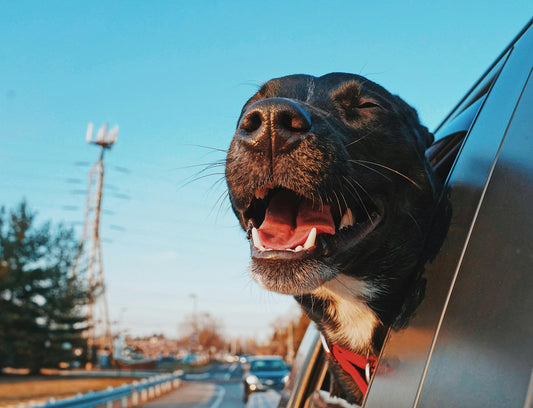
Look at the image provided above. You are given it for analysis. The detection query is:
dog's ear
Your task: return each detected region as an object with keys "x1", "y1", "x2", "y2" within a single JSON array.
[{"x1": 393, "y1": 95, "x2": 434, "y2": 149}]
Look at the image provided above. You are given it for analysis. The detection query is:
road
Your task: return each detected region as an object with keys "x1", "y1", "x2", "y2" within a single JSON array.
[{"x1": 138, "y1": 362, "x2": 258, "y2": 408}]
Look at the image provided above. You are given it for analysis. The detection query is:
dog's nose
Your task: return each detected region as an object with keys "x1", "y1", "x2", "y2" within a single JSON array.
[{"x1": 237, "y1": 97, "x2": 312, "y2": 155}]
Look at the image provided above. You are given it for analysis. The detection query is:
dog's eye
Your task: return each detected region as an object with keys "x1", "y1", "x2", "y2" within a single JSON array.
[{"x1": 357, "y1": 101, "x2": 379, "y2": 109}]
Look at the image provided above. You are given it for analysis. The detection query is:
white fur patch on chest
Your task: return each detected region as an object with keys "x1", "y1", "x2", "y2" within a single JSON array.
[{"x1": 312, "y1": 275, "x2": 379, "y2": 351}]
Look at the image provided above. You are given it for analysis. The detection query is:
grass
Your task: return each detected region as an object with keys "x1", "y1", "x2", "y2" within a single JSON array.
[
  {"x1": 0, "y1": 361, "x2": 212, "y2": 407},
  {"x1": 0, "y1": 375, "x2": 137, "y2": 407}
]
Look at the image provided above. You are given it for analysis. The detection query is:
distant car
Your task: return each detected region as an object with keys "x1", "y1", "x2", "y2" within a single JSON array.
[
  {"x1": 243, "y1": 356, "x2": 290, "y2": 402},
  {"x1": 239, "y1": 354, "x2": 252, "y2": 365},
  {"x1": 181, "y1": 352, "x2": 199, "y2": 364},
  {"x1": 277, "y1": 19, "x2": 533, "y2": 408}
]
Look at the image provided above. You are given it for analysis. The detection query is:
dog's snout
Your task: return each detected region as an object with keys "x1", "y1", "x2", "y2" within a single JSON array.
[{"x1": 237, "y1": 97, "x2": 312, "y2": 155}]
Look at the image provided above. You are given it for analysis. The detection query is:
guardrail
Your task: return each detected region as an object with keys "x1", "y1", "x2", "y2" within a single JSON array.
[{"x1": 35, "y1": 372, "x2": 183, "y2": 408}]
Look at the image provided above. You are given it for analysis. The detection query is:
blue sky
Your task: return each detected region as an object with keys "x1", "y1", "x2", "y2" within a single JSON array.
[{"x1": 1, "y1": 2, "x2": 531, "y2": 341}]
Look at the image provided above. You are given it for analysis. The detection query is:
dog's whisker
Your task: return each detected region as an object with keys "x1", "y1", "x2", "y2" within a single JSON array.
[
  {"x1": 178, "y1": 158, "x2": 227, "y2": 189},
  {"x1": 349, "y1": 160, "x2": 392, "y2": 182},
  {"x1": 205, "y1": 176, "x2": 227, "y2": 195},
  {"x1": 339, "y1": 190, "x2": 349, "y2": 213},
  {"x1": 332, "y1": 190, "x2": 343, "y2": 220},
  {"x1": 216, "y1": 193, "x2": 231, "y2": 216},
  {"x1": 405, "y1": 210, "x2": 422, "y2": 236},
  {"x1": 184, "y1": 143, "x2": 228, "y2": 154},
  {"x1": 354, "y1": 160, "x2": 421, "y2": 189},
  {"x1": 333, "y1": 277, "x2": 362, "y2": 300},
  {"x1": 178, "y1": 161, "x2": 226, "y2": 170},
  {"x1": 344, "y1": 128, "x2": 377, "y2": 147},
  {"x1": 345, "y1": 135, "x2": 367, "y2": 147},
  {"x1": 209, "y1": 190, "x2": 231, "y2": 220},
  {"x1": 341, "y1": 176, "x2": 372, "y2": 222},
  {"x1": 179, "y1": 172, "x2": 226, "y2": 189},
  {"x1": 343, "y1": 175, "x2": 376, "y2": 206},
  {"x1": 212, "y1": 186, "x2": 229, "y2": 207}
]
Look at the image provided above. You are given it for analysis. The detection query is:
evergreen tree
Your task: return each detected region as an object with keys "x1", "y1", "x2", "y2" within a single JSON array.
[{"x1": 0, "y1": 201, "x2": 90, "y2": 373}]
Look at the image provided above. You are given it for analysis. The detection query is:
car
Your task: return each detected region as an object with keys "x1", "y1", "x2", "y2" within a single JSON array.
[
  {"x1": 239, "y1": 354, "x2": 252, "y2": 365},
  {"x1": 277, "y1": 18, "x2": 533, "y2": 408},
  {"x1": 243, "y1": 355, "x2": 291, "y2": 402}
]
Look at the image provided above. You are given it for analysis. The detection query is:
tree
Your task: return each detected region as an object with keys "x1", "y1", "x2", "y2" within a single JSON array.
[
  {"x1": 0, "y1": 201, "x2": 90, "y2": 373},
  {"x1": 260, "y1": 311, "x2": 310, "y2": 361},
  {"x1": 178, "y1": 312, "x2": 226, "y2": 355}
]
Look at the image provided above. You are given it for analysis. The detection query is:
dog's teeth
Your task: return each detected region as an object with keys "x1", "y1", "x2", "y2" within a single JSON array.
[
  {"x1": 339, "y1": 208, "x2": 354, "y2": 230},
  {"x1": 251, "y1": 227, "x2": 266, "y2": 251},
  {"x1": 255, "y1": 188, "x2": 268, "y2": 199},
  {"x1": 303, "y1": 227, "x2": 317, "y2": 250},
  {"x1": 294, "y1": 245, "x2": 304, "y2": 252}
]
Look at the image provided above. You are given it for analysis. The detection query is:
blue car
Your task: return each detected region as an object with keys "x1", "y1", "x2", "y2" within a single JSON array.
[{"x1": 243, "y1": 356, "x2": 290, "y2": 402}]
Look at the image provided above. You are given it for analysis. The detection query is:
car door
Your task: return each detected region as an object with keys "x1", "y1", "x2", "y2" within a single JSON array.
[
  {"x1": 366, "y1": 17, "x2": 533, "y2": 408},
  {"x1": 280, "y1": 18, "x2": 533, "y2": 408}
]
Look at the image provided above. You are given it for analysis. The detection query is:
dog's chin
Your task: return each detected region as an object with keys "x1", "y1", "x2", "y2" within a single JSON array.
[{"x1": 249, "y1": 258, "x2": 338, "y2": 295}]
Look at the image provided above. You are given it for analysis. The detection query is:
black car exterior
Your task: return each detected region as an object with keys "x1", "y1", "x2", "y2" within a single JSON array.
[{"x1": 279, "y1": 18, "x2": 533, "y2": 408}]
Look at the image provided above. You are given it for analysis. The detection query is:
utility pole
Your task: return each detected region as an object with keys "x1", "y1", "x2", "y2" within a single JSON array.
[
  {"x1": 72, "y1": 123, "x2": 119, "y2": 366},
  {"x1": 287, "y1": 321, "x2": 294, "y2": 364},
  {"x1": 189, "y1": 293, "x2": 198, "y2": 351}
]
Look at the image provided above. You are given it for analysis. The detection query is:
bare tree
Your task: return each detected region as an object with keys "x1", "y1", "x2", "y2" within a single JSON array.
[
  {"x1": 260, "y1": 311, "x2": 310, "y2": 360},
  {"x1": 178, "y1": 312, "x2": 226, "y2": 354}
]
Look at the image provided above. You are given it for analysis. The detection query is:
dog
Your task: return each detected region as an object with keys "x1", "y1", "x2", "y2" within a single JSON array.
[{"x1": 225, "y1": 73, "x2": 443, "y2": 406}]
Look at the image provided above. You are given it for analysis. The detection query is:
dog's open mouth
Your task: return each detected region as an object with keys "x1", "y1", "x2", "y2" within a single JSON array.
[{"x1": 244, "y1": 187, "x2": 383, "y2": 260}]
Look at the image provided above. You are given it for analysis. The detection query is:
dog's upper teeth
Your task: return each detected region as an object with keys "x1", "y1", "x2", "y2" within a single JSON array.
[
  {"x1": 339, "y1": 208, "x2": 354, "y2": 230},
  {"x1": 254, "y1": 188, "x2": 269, "y2": 199},
  {"x1": 303, "y1": 227, "x2": 317, "y2": 250},
  {"x1": 251, "y1": 227, "x2": 266, "y2": 251}
]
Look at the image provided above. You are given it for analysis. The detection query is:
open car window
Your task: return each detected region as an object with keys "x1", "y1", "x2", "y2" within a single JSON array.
[{"x1": 426, "y1": 51, "x2": 508, "y2": 183}]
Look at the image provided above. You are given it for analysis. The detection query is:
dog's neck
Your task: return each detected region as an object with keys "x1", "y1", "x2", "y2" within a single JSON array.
[{"x1": 311, "y1": 275, "x2": 381, "y2": 355}]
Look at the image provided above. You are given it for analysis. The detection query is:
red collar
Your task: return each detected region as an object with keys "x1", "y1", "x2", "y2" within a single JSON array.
[{"x1": 320, "y1": 334, "x2": 377, "y2": 396}]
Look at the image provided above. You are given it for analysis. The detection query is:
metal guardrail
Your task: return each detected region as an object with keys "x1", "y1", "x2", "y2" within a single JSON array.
[{"x1": 35, "y1": 372, "x2": 183, "y2": 408}]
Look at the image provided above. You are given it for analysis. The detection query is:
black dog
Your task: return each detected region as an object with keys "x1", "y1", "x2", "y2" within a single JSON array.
[{"x1": 225, "y1": 73, "x2": 442, "y2": 405}]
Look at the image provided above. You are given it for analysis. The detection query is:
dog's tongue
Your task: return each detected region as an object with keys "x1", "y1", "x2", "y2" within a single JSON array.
[{"x1": 257, "y1": 190, "x2": 335, "y2": 250}]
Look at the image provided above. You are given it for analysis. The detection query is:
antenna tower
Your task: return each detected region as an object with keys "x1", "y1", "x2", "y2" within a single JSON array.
[{"x1": 72, "y1": 123, "x2": 119, "y2": 361}]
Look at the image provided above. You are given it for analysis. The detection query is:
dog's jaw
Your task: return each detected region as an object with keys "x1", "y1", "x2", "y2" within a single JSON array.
[{"x1": 249, "y1": 257, "x2": 338, "y2": 295}]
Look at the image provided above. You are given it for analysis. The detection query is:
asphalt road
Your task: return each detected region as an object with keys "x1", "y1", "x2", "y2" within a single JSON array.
[{"x1": 139, "y1": 362, "x2": 250, "y2": 408}]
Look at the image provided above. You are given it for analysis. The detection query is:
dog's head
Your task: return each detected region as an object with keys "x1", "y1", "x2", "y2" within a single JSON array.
[{"x1": 225, "y1": 73, "x2": 440, "y2": 324}]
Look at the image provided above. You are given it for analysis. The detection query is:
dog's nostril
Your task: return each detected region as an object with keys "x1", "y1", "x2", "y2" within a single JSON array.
[
  {"x1": 278, "y1": 111, "x2": 312, "y2": 133},
  {"x1": 240, "y1": 111, "x2": 263, "y2": 133},
  {"x1": 236, "y1": 97, "x2": 312, "y2": 154}
]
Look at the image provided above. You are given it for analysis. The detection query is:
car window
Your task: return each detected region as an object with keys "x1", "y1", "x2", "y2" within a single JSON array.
[
  {"x1": 426, "y1": 51, "x2": 509, "y2": 184},
  {"x1": 251, "y1": 359, "x2": 287, "y2": 371}
]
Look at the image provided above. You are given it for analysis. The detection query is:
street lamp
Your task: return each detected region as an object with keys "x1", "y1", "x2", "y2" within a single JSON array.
[{"x1": 189, "y1": 294, "x2": 198, "y2": 350}]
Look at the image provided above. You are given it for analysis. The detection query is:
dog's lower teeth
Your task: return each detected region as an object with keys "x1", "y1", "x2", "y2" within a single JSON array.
[{"x1": 251, "y1": 227, "x2": 318, "y2": 252}]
